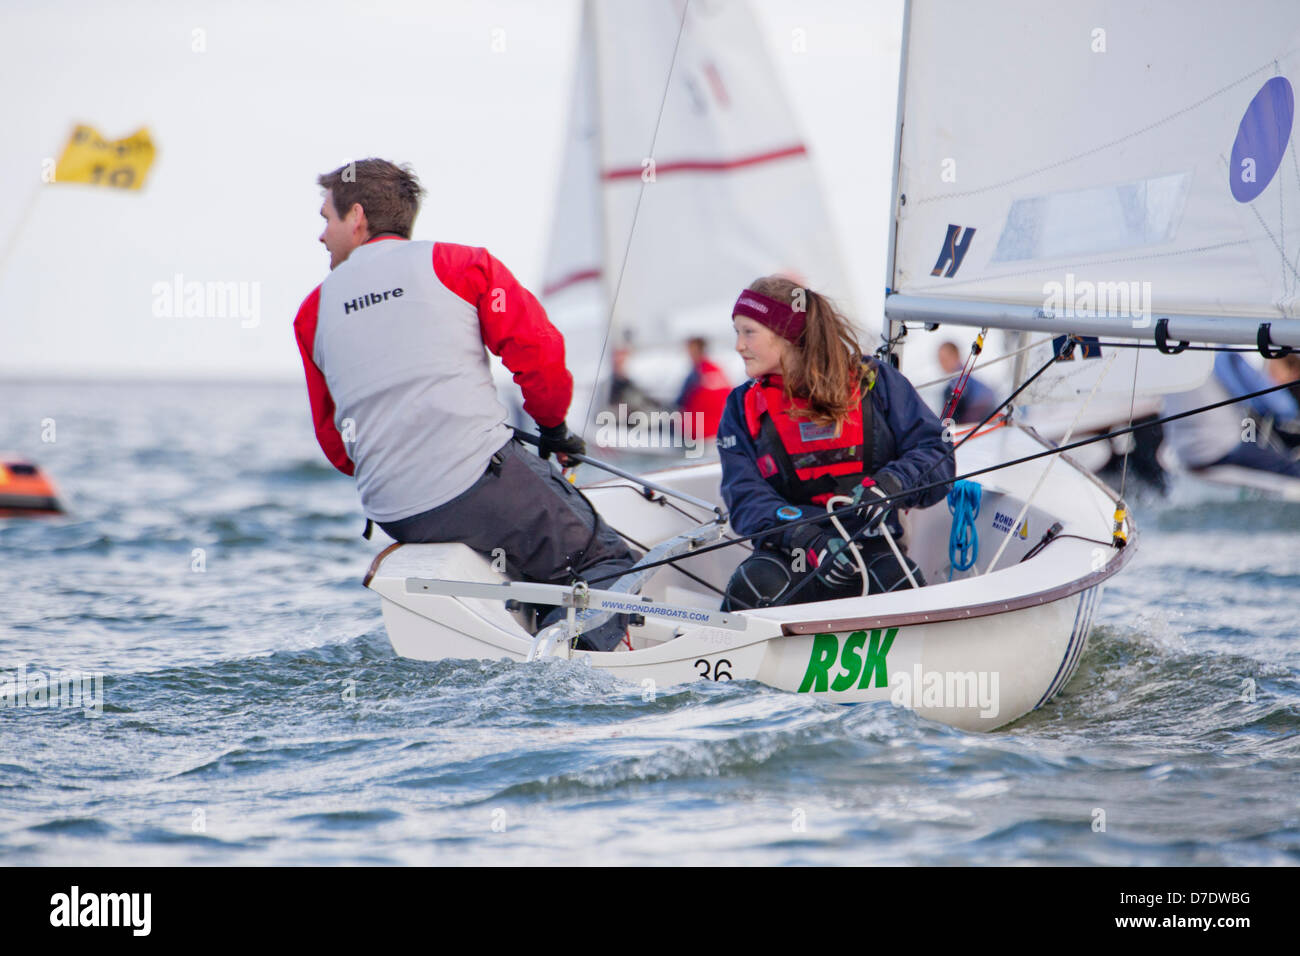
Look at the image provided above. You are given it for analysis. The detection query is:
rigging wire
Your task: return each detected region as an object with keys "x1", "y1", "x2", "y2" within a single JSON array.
[
  {"x1": 580, "y1": 372, "x2": 1300, "y2": 585},
  {"x1": 939, "y1": 327, "x2": 987, "y2": 423},
  {"x1": 982, "y1": 349, "x2": 1118, "y2": 575}
]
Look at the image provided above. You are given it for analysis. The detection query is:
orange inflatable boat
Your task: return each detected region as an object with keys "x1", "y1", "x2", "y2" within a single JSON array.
[{"x1": 0, "y1": 458, "x2": 64, "y2": 516}]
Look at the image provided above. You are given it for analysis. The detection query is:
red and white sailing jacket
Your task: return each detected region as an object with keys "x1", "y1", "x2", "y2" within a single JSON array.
[{"x1": 293, "y1": 238, "x2": 573, "y2": 522}]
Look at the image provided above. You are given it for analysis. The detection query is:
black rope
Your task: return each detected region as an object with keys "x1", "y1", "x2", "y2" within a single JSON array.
[
  {"x1": 768, "y1": 341, "x2": 1062, "y2": 605},
  {"x1": 580, "y1": 372, "x2": 1300, "y2": 585},
  {"x1": 768, "y1": 343, "x2": 1066, "y2": 606},
  {"x1": 1055, "y1": 533, "x2": 1117, "y2": 547},
  {"x1": 875, "y1": 323, "x2": 909, "y2": 363},
  {"x1": 953, "y1": 348, "x2": 1062, "y2": 449}
]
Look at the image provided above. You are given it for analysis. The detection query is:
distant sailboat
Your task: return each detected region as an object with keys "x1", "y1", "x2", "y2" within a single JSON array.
[{"x1": 534, "y1": 0, "x2": 853, "y2": 447}]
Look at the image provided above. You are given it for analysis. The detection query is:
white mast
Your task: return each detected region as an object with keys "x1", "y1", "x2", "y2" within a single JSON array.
[{"x1": 882, "y1": 0, "x2": 912, "y2": 368}]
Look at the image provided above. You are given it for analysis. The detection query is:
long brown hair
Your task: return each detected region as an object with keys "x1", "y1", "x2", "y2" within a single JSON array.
[{"x1": 747, "y1": 275, "x2": 864, "y2": 427}]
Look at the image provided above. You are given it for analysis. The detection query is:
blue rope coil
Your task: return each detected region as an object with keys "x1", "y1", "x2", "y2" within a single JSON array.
[{"x1": 947, "y1": 479, "x2": 982, "y2": 576}]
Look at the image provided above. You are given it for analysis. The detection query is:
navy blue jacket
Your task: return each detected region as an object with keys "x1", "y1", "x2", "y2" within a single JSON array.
[{"x1": 717, "y1": 359, "x2": 955, "y2": 545}]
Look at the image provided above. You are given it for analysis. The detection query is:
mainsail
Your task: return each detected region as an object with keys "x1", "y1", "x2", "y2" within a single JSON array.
[
  {"x1": 885, "y1": 0, "x2": 1300, "y2": 376},
  {"x1": 541, "y1": 0, "x2": 852, "y2": 411}
]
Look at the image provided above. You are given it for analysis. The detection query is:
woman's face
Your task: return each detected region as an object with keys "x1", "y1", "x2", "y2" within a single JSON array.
[{"x1": 733, "y1": 315, "x2": 789, "y2": 379}]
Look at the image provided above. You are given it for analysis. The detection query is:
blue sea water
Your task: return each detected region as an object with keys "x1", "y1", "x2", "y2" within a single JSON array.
[{"x1": 1, "y1": 380, "x2": 1297, "y2": 865}]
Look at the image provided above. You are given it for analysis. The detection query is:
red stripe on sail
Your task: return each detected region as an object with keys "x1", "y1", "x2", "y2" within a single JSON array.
[
  {"x1": 601, "y1": 144, "x2": 808, "y2": 181},
  {"x1": 542, "y1": 268, "x2": 602, "y2": 297}
]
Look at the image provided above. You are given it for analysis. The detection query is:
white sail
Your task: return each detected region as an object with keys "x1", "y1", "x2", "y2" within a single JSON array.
[
  {"x1": 541, "y1": 2, "x2": 603, "y2": 311},
  {"x1": 887, "y1": 0, "x2": 1300, "y2": 374},
  {"x1": 541, "y1": 0, "x2": 853, "y2": 356}
]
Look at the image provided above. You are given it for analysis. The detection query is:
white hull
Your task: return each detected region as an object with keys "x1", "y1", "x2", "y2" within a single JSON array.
[
  {"x1": 1188, "y1": 463, "x2": 1300, "y2": 501},
  {"x1": 366, "y1": 424, "x2": 1135, "y2": 732}
]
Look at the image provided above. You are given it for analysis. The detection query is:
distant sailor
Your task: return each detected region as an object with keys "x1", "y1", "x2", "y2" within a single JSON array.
[
  {"x1": 293, "y1": 158, "x2": 637, "y2": 651},
  {"x1": 1164, "y1": 351, "x2": 1300, "y2": 477},
  {"x1": 1265, "y1": 354, "x2": 1300, "y2": 452},
  {"x1": 937, "y1": 340, "x2": 998, "y2": 424},
  {"x1": 716, "y1": 276, "x2": 955, "y2": 610},
  {"x1": 675, "y1": 336, "x2": 732, "y2": 439}
]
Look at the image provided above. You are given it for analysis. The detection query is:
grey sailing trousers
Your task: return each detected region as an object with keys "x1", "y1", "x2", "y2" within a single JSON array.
[{"x1": 378, "y1": 439, "x2": 639, "y2": 651}]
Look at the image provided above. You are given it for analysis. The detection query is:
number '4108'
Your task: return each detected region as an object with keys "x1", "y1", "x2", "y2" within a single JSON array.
[{"x1": 694, "y1": 658, "x2": 731, "y2": 681}]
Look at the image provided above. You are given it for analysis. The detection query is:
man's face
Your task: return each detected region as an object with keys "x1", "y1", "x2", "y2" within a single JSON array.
[
  {"x1": 319, "y1": 190, "x2": 365, "y2": 270},
  {"x1": 938, "y1": 345, "x2": 962, "y2": 375}
]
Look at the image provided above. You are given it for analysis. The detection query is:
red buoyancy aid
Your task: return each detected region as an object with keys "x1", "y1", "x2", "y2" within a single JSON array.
[
  {"x1": 681, "y1": 359, "x2": 732, "y2": 439},
  {"x1": 742, "y1": 363, "x2": 886, "y2": 505}
]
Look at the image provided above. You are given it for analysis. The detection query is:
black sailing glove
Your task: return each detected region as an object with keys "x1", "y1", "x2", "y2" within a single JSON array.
[
  {"x1": 538, "y1": 423, "x2": 586, "y2": 464},
  {"x1": 787, "y1": 522, "x2": 858, "y2": 589},
  {"x1": 853, "y1": 472, "x2": 902, "y2": 528}
]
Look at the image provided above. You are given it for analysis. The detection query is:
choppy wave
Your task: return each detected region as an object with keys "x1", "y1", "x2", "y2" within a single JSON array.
[{"x1": 1, "y1": 381, "x2": 1298, "y2": 865}]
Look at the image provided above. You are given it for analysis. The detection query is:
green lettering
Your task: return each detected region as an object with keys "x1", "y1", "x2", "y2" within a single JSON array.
[
  {"x1": 798, "y1": 633, "x2": 838, "y2": 692},
  {"x1": 830, "y1": 630, "x2": 867, "y2": 691},
  {"x1": 857, "y1": 627, "x2": 898, "y2": 689}
]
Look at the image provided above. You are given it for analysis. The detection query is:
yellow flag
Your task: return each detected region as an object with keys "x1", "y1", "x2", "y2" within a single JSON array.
[{"x1": 53, "y1": 125, "x2": 156, "y2": 190}]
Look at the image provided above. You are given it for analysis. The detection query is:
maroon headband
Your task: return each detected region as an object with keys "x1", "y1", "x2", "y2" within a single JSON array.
[{"x1": 732, "y1": 289, "x2": 806, "y2": 342}]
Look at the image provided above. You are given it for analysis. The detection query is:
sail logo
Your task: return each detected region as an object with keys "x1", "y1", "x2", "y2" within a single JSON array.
[
  {"x1": 991, "y1": 511, "x2": 1027, "y2": 538},
  {"x1": 1041, "y1": 272, "x2": 1152, "y2": 329},
  {"x1": 798, "y1": 628, "x2": 896, "y2": 692},
  {"x1": 930, "y1": 224, "x2": 976, "y2": 277},
  {"x1": 1230, "y1": 76, "x2": 1294, "y2": 203}
]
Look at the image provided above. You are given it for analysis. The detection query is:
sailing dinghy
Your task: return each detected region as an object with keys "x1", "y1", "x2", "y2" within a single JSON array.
[
  {"x1": 365, "y1": 0, "x2": 1148, "y2": 732},
  {"x1": 366, "y1": 419, "x2": 1133, "y2": 732},
  {"x1": 368, "y1": 0, "x2": 1300, "y2": 730}
]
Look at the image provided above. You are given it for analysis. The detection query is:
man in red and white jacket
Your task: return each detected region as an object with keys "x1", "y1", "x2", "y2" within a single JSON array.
[{"x1": 294, "y1": 158, "x2": 635, "y2": 651}]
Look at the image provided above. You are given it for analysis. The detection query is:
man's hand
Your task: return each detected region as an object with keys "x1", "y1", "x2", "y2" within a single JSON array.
[{"x1": 538, "y1": 423, "x2": 586, "y2": 466}]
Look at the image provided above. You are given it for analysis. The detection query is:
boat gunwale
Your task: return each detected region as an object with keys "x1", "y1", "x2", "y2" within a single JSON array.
[{"x1": 777, "y1": 531, "x2": 1136, "y2": 634}]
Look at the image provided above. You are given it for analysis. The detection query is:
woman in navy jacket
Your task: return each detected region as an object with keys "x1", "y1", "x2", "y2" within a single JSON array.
[{"x1": 716, "y1": 276, "x2": 955, "y2": 610}]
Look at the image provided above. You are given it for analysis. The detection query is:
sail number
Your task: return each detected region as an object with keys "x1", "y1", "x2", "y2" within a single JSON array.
[
  {"x1": 88, "y1": 164, "x2": 136, "y2": 188},
  {"x1": 694, "y1": 658, "x2": 732, "y2": 681}
]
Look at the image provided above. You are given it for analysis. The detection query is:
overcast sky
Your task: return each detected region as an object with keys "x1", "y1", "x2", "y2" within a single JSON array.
[{"x1": 0, "y1": 0, "x2": 903, "y2": 381}]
